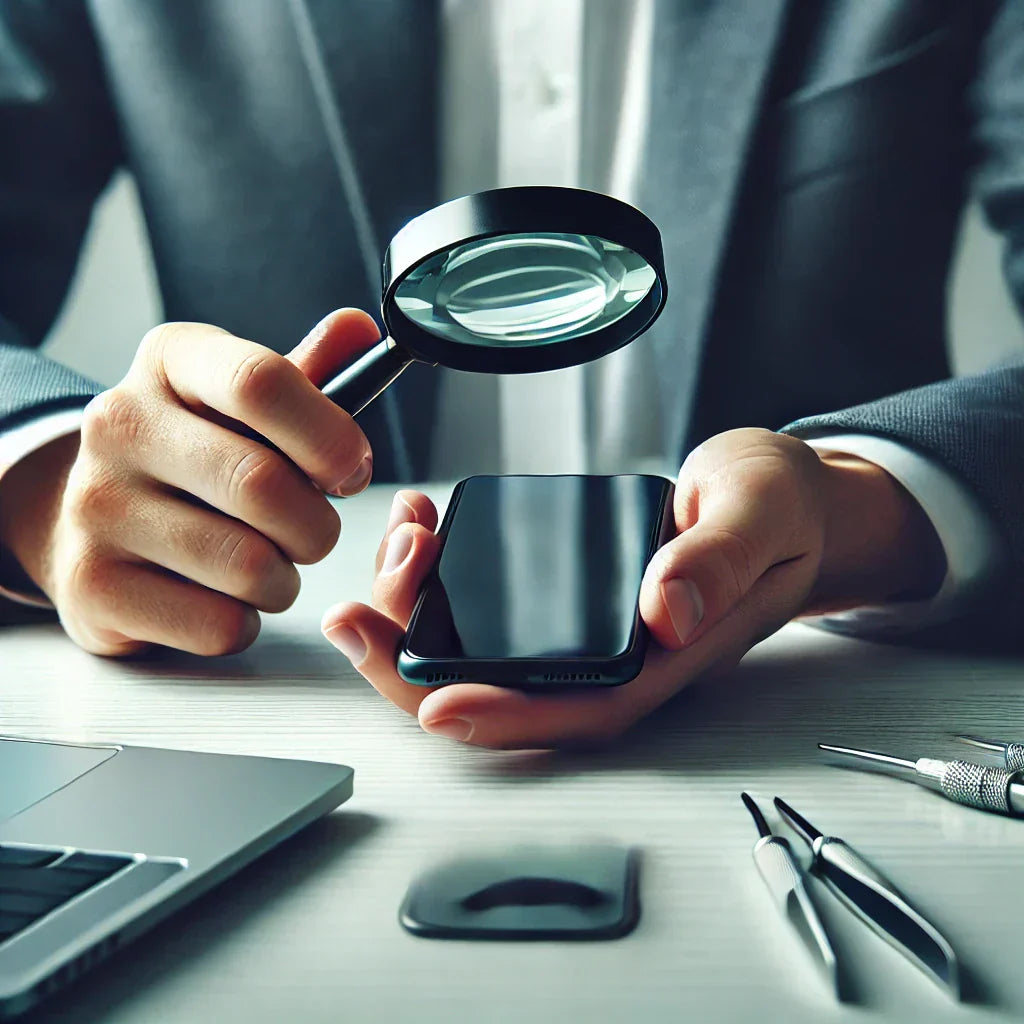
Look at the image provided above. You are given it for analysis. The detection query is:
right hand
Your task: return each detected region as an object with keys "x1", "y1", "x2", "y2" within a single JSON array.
[
  {"x1": 323, "y1": 430, "x2": 945, "y2": 749},
  {"x1": 0, "y1": 309, "x2": 380, "y2": 656}
]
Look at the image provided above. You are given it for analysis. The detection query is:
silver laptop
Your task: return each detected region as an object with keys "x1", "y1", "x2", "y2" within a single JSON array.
[{"x1": 0, "y1": 735, "x2": 352, "y2": 1019}]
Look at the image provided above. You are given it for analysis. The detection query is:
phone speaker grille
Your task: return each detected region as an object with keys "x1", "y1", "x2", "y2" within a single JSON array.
[
  {"x1": 541, "y1": 672, "x2": 604, "y2": 682},
  {"x1": 425, "y1": 671, "x2": 465, "y2": 684}
]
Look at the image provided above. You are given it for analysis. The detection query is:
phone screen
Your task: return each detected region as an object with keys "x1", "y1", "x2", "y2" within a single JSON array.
[{"x1": 404, "y1": 475, "x2": 670, "y2": 661}]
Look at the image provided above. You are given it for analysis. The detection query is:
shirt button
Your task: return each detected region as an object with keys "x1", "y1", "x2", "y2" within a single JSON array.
[{"x1": 535, "y1": 68, "x2": 569, "y2": 109}]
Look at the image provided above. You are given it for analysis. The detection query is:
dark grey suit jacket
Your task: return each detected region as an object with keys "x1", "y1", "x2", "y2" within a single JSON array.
[{"x1": 2, "y1": 0, "x2": 1023, "y2": 649}]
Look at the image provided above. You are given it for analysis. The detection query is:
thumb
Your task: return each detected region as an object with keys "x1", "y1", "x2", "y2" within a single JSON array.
[
  {"x1": 288, "y1": 308, "x2": 382, "y2": 387},
  {"x1": 639, "y1": 483, "x2": 804, "y2": 652}
]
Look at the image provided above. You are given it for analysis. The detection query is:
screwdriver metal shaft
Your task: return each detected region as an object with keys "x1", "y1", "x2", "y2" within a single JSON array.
[
  {"x1": 818, "y1": 743, "x2": 1024, "y2": 817},
  {"x1": 954, "y1": 734, "x2": 1024, "y2": 771}
]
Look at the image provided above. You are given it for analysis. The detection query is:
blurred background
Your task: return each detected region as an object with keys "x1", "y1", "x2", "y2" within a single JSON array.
[{"x1": 43, "y1": 169, "x2": 1024, "y2": 473}]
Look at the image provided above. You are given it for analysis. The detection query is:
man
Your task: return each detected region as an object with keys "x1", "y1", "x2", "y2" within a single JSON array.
[{"x1": 1, "y1": 1, "x2": 1022, "y2": 749}]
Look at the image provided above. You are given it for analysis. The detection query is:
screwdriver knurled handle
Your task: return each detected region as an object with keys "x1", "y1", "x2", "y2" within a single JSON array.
[
  {"x1": 1006, "y1": 742, "x2": 1024, "y2": 772},
  {"x1": 940, "y1": 760, "x2": 1013, "y2": 813}
]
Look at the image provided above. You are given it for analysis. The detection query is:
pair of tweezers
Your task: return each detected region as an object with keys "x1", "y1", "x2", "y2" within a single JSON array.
[{"x1": 741, "y1": 793, "x2": 958, "y2": 999}]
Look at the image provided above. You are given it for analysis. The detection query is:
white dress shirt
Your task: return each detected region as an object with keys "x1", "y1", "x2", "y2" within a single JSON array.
[
  {"x1": 437, "y1": 0, "x2": 661, "y2": 479},
  {"x1": 0, "y1": 0, "x2": 1004, "y2": 631}
]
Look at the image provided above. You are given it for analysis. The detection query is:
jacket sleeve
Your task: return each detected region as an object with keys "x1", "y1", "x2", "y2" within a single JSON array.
[
  {"x1": 0, "y1": 0, "x2": 123, "y2": 428},
  {"x1": 784, "y1": 0, "x2": 1024, "y2": 652}
]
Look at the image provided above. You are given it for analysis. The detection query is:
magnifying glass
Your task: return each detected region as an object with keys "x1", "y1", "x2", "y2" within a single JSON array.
[{"x1": 322, "y1": 186, "x2": 667, "y2": 415}]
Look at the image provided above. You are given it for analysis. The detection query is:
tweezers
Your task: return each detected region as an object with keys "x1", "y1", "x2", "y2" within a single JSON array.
[
  {"x1": 742, "y1": 794, "x2": 959, "y2": 999},
  {"x1": 740, "y1": 793, "x2": 838, "y2": 994}
]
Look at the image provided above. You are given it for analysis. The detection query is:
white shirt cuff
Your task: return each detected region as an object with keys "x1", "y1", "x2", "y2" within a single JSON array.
[
  {"x1": 801, "y1": 433, "x2": 1003, "y2": 636},
  {"x1": 0, "y1": 407, "x2": 85, "y2": 609}
]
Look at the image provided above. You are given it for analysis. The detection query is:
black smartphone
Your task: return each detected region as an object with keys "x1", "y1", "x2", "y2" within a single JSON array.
[{"x1": 397, "y1": 474, "x2": 674, "y2": 689}]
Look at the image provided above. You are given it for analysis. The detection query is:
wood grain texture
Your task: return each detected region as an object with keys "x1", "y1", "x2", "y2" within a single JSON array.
[{"x1": 3, "y1": 483, "x2": 1024, "y2": 1023}]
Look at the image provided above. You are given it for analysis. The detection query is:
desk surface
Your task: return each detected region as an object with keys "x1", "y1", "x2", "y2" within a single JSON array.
[{"x1": 4, "y1": 483, "x2": 1024, "y2": 1023}]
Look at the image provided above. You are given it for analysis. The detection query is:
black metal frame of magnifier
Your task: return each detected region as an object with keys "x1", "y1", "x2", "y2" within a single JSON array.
[{"x1": 321, "y1": 186, "x2": 667, "y2": 417}]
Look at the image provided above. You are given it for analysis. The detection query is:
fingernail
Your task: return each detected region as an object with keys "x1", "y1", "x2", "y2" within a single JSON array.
[
  {"x1": 422, "y1": 718, "x2": 474, "y2": 742},
  {"x1": 662, "y1": 578, "x2": 704, "y2": 644},
  {"x1": 386, "y1": 491, "x2": 417, "y2": 533},
  {"x1": 323, "y1": 624, "x2": 367, "y2": 666},
  {"x1": 331, "y1": 454, "x2": 372, "y2": 497},
  {"x1": 380, "y1": 525, "x2": 414, "y2": 575}
]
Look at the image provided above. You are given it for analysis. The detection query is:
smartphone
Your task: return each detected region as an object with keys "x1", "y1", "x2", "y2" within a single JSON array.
[{"x1": 397, "y1": 474, "x2": 674, "y2": 689}]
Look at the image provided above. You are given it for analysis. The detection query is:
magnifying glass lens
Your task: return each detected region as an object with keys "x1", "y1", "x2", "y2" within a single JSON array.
[
  {"x1": 323, "y1": 189, "x2": 666, "y2": 416},
  {"x1": 394, "y1": 232, "x2": 657, "y2": 348}
]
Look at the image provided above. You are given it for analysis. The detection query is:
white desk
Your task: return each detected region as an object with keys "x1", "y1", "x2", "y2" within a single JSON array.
[{"x1": 4, "y1": 483, "x2": 1024, "y2": 1023}]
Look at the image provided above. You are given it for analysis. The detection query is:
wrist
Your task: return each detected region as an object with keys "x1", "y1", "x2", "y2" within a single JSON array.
[
  {"x1": 806, "y1": 451, "x2": 946, "y2": 615},
  {"x1": 0, "y1": 432, "x2": 79, "y2": 599}
]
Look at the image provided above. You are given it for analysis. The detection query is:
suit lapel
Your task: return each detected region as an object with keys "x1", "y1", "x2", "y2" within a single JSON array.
[
  {"x1": 642, "y1": 0, "x2": 790, "y2": 461},
  {"x1": 298, "y1": 0, "x2": 441, "y2": 478},
  {"x1": 301, "y1": 0, "x2": 440, "y2": 245}
]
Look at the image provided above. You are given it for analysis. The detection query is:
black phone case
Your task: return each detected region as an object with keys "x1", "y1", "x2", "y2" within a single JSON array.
[{"x1": 397, "y1": 474, "x2": 674, "y2": 690}]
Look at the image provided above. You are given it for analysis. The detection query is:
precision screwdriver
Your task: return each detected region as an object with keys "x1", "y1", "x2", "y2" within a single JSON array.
[
  {"x1": 953, "y1": 734, "x2": 1024, "y2": 771},
  {"x1": 819, "y1": 742, "x2": 1024, "y2": 817}
]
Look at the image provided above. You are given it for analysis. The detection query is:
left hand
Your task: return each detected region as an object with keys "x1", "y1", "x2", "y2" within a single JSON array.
[{"x1": 321, "y1": 428, "x2": 945, "y2": 749}]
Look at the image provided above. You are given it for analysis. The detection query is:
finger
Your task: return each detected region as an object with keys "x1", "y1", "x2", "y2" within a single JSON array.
[
  {"x1": 70, "y1": 558, "x2": 260, "y2": 657},
  {"x1": 418, "y1": 558, "x2": 813, "y2": 750},
  {"x1": 415, "y1": 661, "x2": 682, "y2": 749},
  {"x1": 111, "y1": 401, "x2": 340, "y2": 565},
  {"x1": 141, "y1": 322, "x2": 373, "y2": 496},
  {"x1": 371, "y1": 522, "x2": 442, "y2": 626},
  {"x1": 321, "y1": 591, "x2": 690, "y2": 749},
  {"x1": 374, "y1": 490, "x2": 439, "y2": 574},
  {"x1": 95, "y1": 486, "x2": 300, "y2": 612},
  {"x1": 288, "y1": 308, "x2": 382, "y2": 387},
  {"x1": 321, "y1": 600, "x2": 722, "y2": 750},
  {"x1": 325, "y1": 545, "x2": 813, "y2": 752},
  {"x1": 640, "y1": 463, "x2": 815, "y2": 651},
  {"x1": 321, "y1": 600, "x2": 437, "y2": 716}
]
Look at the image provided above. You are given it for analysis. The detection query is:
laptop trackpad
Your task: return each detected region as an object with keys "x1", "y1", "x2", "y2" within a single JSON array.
[{"x1": 0, "y1": 738, "x2": 118, "y2": 823}]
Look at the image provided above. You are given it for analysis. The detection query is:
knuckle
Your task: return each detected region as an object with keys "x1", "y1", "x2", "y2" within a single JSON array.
[
  {"x1": 138, "y1": 323, "x2": 174, "y2": 368},
  {"x1": 80, "y1": 388, "x2": 144, "y2": 451},
  {"x1": 66, "y1": 470, "x2": 123, "y2": 528},
  {"x1": 225, "y1": 448, "x2": 286, "y2": 509},
  {"x1": 138, "y1": 321, "x2": 176, "y2": 359},
  {"x1": 65, "y1": 551, "x2": 115, "y2": 606},
  {"x1": 136, "y1": 321, "x2": 231, "y2": 386},
  {"x1": 216, "y1": 530, "x2": 276, "y2": 590},
  {"x1": 136, "y1": 322, "x2": 187, "y2": 384},
  {"x1": 707, "y1": 525, "x2": 758, "y2": 602},
  {"x1": 228, "y1": 349, "x2": 291, "y2": 412}
]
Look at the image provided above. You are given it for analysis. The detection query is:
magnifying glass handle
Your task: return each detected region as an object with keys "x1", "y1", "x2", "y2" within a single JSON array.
[{"x1": 321, "y1": 336, "x2": 419, "y2": 416}]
